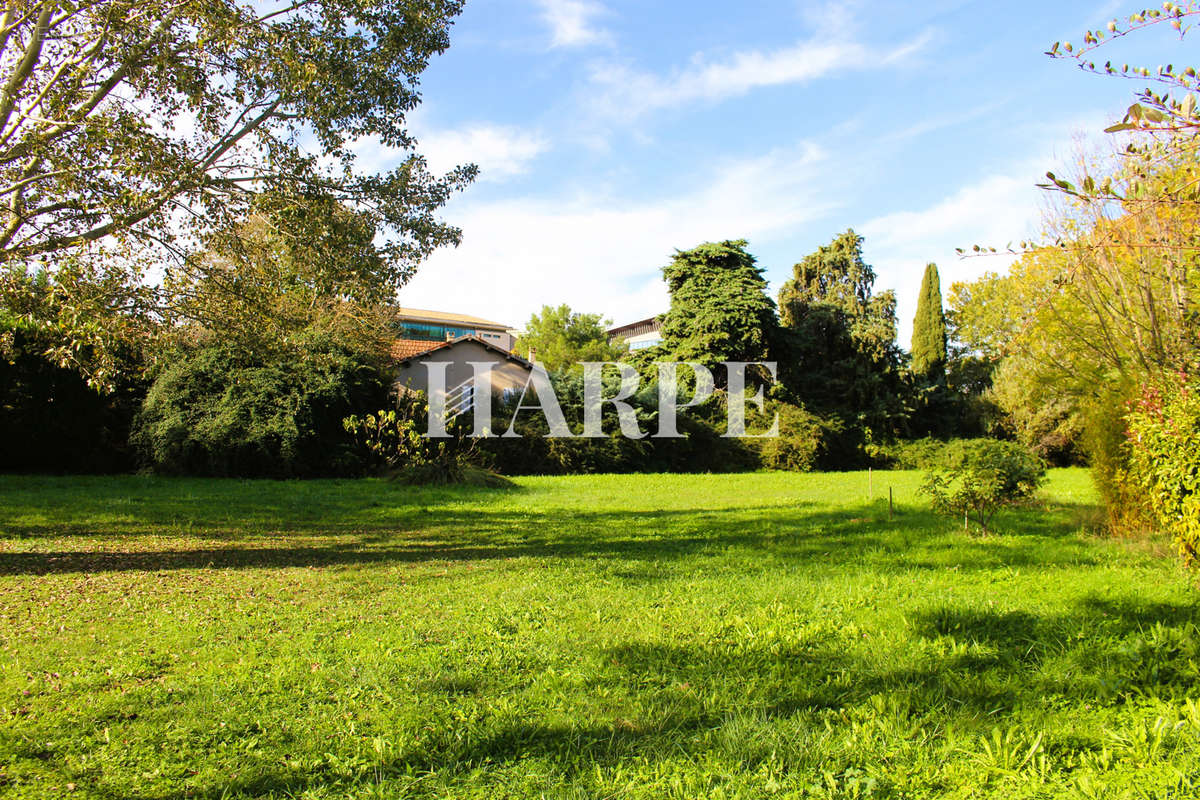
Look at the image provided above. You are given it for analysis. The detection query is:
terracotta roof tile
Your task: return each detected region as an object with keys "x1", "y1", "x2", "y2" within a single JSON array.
[
  {"x1": 390, "y1": 338, "x2": 442, "y2": 361},
  {"x1": 390, "y1": 335, "x2": 534, "y2": 369}
]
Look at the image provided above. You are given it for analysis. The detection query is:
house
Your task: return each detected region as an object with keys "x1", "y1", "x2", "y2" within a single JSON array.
[
  {"x1": 391, "y1": 307, "x2": 517, "y2": 361},
  {"x1": 390, "y1": 308, "x2": 530, "y2": 418},
  {"x1": 608, "y1": 316, "x2": 663, "y2": 352},
  {"x1": 393, "y1": 336, "x2": 535, "y2": 401}
]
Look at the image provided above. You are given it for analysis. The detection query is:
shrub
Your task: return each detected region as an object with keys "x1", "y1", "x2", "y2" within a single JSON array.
[
  {"x1": 133, "y1": 333, "x2": 388, "y2": 477},
  {"x1": 868, "y1": 437, "x2": 1003, "y2": 471},
  {"x1": 343, "y1": 395, "x2": 510, "y2": 486},
  {"x1": 919, "y1": 439, "x2": 1046, "y2": 533},
  {"x1": 1082, "y1": 386, "x2": 1155, "y2": 537},
  {"x1": 476, "y1": 371, "x2": 764, "y2": 475},
  {"x1": 870, "y1": 437, "x2": 951, "y2": 470},
  {"x1": 750, "y1": 401, "x2": 824, "y2": 472},
  {"x1": 1124, "y1": 370, "x2": 1200, "y2": 566}
]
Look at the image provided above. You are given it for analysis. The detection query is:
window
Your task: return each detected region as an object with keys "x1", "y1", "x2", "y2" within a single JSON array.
[{"x1": 397, "y1": 322, "x2": 474, "y2": 341}]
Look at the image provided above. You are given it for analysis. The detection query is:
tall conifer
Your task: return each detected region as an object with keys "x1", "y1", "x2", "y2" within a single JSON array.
[{"x1": 911, "y1": 263, "x2": 947, "y2": 382}]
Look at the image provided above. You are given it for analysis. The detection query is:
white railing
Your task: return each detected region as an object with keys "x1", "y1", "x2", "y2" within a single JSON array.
[{"x1": 443, "y1": 377, "x2": 475, "y2": 422}]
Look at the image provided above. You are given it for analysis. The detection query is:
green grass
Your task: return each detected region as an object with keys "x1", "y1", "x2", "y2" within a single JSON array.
[{"x1": 0, "y1": 469, "x2": 1197, "y2": 799}]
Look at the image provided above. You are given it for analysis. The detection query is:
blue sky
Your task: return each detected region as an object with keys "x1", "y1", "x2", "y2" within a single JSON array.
[{"x1": 378, "y1": 0, "x2": 1191, "y2": 345}]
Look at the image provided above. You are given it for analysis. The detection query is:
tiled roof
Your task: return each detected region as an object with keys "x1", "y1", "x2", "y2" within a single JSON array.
[
  {"x1": 392, "y1": 335, "x2": 534, "y2": 369},
  {"x1": 390, "y1": 338, "x2": 439, "y2": 361},
  {"x1": 396, "y1": 307, "x2": 512, "y2": 331}
]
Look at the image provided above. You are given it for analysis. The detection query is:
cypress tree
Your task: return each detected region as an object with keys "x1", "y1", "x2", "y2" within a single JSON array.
[{"x1": 911, "y1": 262, "x2": 947, "y2": 382}]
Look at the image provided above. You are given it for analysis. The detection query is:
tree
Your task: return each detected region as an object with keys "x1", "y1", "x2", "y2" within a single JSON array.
[
  {"x1": 911, "y1": 263, "x2": 947, "y2": 382},
  {"x1": 0, "y1": 0, "x2": 476, "y2": 383},
  {"x1": 657, "y1": 240, "x2": 776, "y2": 373},
  {"x1": 949, "y1": 2, "x2": 1200, "y2": 467},
  {"x1": 0, "y1": 0, "x2": 474, "y2": 265},
  {"x1": 950, "y1": 153, "x2": 1200, "y2": 465},
  {"x1": 513, "y1": 304, "x2": 623, "y2": 374},
  {"x1": 779, "y1": 230, "x2": 877, "y2": 322},
  {"x1": 163, "y1": 191, "x2": 399, "y2": 361},
  {"x1": 1, "y1": 252, "x2": 157, "y2": 389},
  {"x1": 775, "y1": 230, "x2": 905, "y2": 446},
  {"x1": 132, "y1": 331, "x2": 388, "y2": 478},
  {"x1": 919, "y1": 439, "x2": 1046, "y2": 534},
  {"x1": 907, "y1": 262, "x2": 958, "y2": 438}
]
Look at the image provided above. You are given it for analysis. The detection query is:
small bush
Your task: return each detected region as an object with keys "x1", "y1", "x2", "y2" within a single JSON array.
[
  {"x1": 1124, "y1": 370, "x2": 1200, "y2": 566},
  {"x1": 919, "y1": 439, "x2": 1046, "y2": 533},
  {"x1": 343, "y1": 395, "x2": 511, "y2": 486}
]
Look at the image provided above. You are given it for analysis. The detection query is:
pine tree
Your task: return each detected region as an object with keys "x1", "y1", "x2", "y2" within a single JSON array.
[
  {"x1": 775, "y1": 229, "x2": 905, "y2": 444},
  {"x1": 911, "y1": 263, "x2": 947, "y2": 382},
  {"x1": 657, "y1": 239, "x2": 777, "y2": 371}
]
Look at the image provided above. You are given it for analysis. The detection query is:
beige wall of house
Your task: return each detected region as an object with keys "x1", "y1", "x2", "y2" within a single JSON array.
[
  {"x1": 394, "y1": 340, "x2": 532, "y2": 399},
  {"x1": 476, "y1": 329, "x2": 516, "y2": 351}
]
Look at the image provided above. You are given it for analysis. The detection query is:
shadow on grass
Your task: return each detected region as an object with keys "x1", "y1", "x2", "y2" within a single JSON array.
[
  {"x1": 0, "y1": 500, "x2": 1104, "y2": 576},
  {"x1": 113, "y1": 594, "x2": 1200, "y2": 800},
  {"x1": 0, "y1": 474, "x2": 526, "y2": 539}
]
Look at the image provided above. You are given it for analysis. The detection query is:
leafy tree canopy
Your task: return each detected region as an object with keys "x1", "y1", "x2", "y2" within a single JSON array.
[
  {"x1": 657, "y1": 239, "x2": 776, "y2": 372},
  {"x1": 779, "y1": 229, "x2": 878, "y2": 324},
  {"x1": 949, "y1": 153, "x2": 1200, "y2": 462},
  {"x1": 0, "y1": 0, "x2": 476, "y2": 384},
  {"x1": 513, "y1": 304, "x2": 623, "y2": 374},
  {"x1": 775, "y1": 229, "x2": 904, "y2": 439},
  {"x1": 163, "y1": 191, "x2": 399, "y2": 362},
  {"x1": 0, "y1": 0, "x2": 474, "y2": 265}
]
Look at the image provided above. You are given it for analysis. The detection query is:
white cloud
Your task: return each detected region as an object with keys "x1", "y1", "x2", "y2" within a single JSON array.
[
  {"x1": 861, "y1": 168, "x2": 1047, "y2": 347},
  {"x1": 587, "y1": 31, "x2": 931, "y2": 120},
  {"x1": 860, "y1": 112, "x2": 1116, "y2": 346},
  {"x1": 398, "y1": 141, "x2": 834, "y2": 330},
  {"x1": 535, "y1": 0, "x2": 610, "y2": 49},
  {"x1": 351, "y1": 123, "x2": 549, "y2": 183},
  {"x1": 419, "y1": 124, "x2": 549, "y2": 181}
]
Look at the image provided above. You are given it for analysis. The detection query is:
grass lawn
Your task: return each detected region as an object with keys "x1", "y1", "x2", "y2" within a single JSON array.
[{"x1": 0, "y1": 469, "x2": 1198, "y2": 799}]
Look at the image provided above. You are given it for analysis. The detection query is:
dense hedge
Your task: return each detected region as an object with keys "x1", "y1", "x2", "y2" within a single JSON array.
[
  {"x1": 0, "y1": 326, "x2": 146, "y2": 474},
  {"x1": 474, "y1": 372, "x2": 771, "y2": 475},
  {"x1": 866, "y1": 436, "x2": 1004, "y2": 471},
  {"x1": 132, "y1": 334, "x2": 389, "y2": 478},
  {"x1": 1124, "y1": 371, "x2": 1200, "y2": 565}
]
